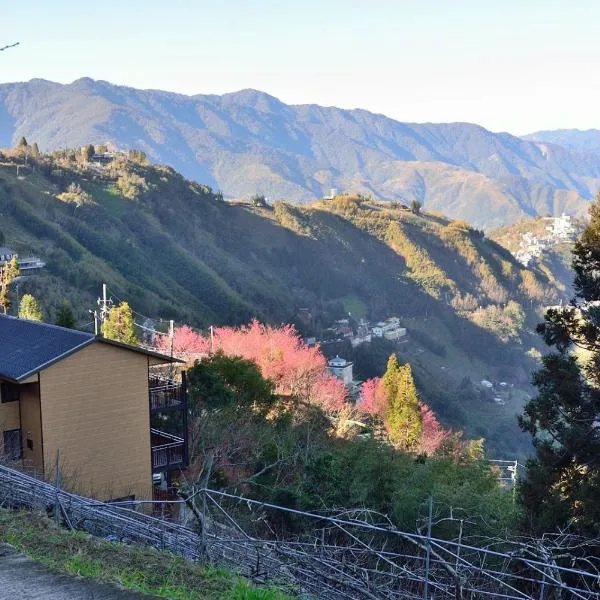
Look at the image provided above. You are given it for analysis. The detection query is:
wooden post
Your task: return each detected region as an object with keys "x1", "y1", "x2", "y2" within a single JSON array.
[{"x1": 423, "y1": 496, "x2": 433, "y2": 600}]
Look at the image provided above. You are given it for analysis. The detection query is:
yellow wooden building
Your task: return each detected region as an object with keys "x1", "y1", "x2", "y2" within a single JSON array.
[{"x1": 0, "y1": 315, "x2": 187, "y2": 501}]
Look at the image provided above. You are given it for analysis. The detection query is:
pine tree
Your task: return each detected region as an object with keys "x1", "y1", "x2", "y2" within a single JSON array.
[
  {"x1": 18, "y1": 294, "x2": 43, "y2": 321},
  {"x1": 31, "y1": 142, "x2": 40, "y2": 158},
  {"x1": 0, "y1": 256, "x2": 19, "y2": 313},
  {"x1": 17, "y1": 136, "x2": 27, "y2": 148},
  {"x1": 82, "y1": 144, "x2": 95, "y2": 162},
  {"x1": 519, "y1": 193, "x2": 600, "y2": 535},
  {"x1": 102, "y1": 301, "x2": 137, "y2": 345},
  {"x1": 382, "y1": 355, "x2": 422, "y2": 451},
  {"x1": 55, "y1": 301, "x2": 76, "y2": 329}
]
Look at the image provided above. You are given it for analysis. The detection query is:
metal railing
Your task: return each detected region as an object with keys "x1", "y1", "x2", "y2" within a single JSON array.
[
  {"x1": 150, "y1": 429, "x2": 184, "y2": 470},
  {"x1": 149, "y1": 383, "x2": 183, "y2": 412},
  {"x1": 1, "y1": 463, "x2": 599, "y2": 600}
]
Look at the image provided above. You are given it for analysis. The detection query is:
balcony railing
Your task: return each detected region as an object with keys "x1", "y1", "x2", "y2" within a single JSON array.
[
  {"x1": 149, "y1": 382, "x2": 183, "y2": 412},
  {"x1": 151, "y1": 428, "x2": 185, "y2": 471}
]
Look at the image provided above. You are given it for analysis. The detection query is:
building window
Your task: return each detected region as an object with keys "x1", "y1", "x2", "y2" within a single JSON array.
[
  {"x1": 1, "y1": 382, "x2": 20, "y2": 403},
  {"x1": 3, "y1": 429, "x2": 22, "y2": 461}
]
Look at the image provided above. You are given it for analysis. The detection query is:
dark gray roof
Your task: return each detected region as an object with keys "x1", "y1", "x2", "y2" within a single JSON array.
[
  {"x1": 0, "y1": 316, "x2": 178, "y2": 382},
  {"x1": 0, "y1": 316, "x2": 94, "y2": 381}
]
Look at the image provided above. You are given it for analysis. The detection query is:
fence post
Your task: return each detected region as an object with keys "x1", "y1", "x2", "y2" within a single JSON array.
[
  {"x1": 423, "y1": 496, "x2": 433, "y2": 600},
  {"x1": 539, "y1": 571, "x2": 546, "y2": 600},
  {"x1": 54, "y1": 449, "x2": 61, "y2": 526},
  {"x1": 455, "y1": 518, "x2": 463, "y2": 600}
]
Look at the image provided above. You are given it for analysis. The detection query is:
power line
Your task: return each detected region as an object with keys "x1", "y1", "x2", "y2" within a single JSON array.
[
  {"x1": 0, "y1": 42, "x2": 19, "y2": 52},
  {"x1": 104, "y1": 283, "x2": 211, "y2": 342}
]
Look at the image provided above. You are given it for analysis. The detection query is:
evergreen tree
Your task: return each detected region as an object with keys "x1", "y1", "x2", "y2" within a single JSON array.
[
  {"x1": 382, "y1": 355, "x2": 422, "y2": 450},
  {"x1": 18, "y1": 293, "x2": 43, "y2": 321},
  {"x1": 30, "y1": 142, "x2": 40, "y2": 157},
  {"x1": 410, "y1": 199, "x2": 422, "y2": 215},
  {"x1": 17, "y1": 136, "x2": 27, "y2": 148},
  {"x1": 102, "y1": 301, "x2": 137, "y2": 345},
  {"x1": 82, "y1": 144, "x2": 95, "y2": 162},
  {"x1": 519, "y1": 194, "x2": 600, "y2": 535},
  {"x1": 55, "y1": 301, "x2": 76, "y2": 329},
  {"x1": 0, "y1": 256, "x2": 19, "y2": 313}
]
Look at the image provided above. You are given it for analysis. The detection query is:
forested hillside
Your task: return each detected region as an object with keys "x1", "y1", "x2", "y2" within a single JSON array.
[
  {"x1": 1, "y1": 78, "x2": 598, "y2": 227},
  {"x1": 0, "y1": 146, "x2": 566, "y2": 455}
]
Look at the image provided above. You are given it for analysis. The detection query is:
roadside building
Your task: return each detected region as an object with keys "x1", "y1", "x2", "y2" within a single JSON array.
[
  {"x1": 327, "y1": 355, "x2": 354, "y2": 386},
  {"x1": 0, "y1": 316, "x2": 187, "y2": 502}
]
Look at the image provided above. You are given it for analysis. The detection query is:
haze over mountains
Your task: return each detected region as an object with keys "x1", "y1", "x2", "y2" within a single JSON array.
[{"x1": 1, "y1": 78, "x2": 599, "y2": 227}]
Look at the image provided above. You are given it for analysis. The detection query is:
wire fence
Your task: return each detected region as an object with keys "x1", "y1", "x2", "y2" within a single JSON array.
[{"x1": 0, "y1": 463, "x2": 599, "y2": 600}]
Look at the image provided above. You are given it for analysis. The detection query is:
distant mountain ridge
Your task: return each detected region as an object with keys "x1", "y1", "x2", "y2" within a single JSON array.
[
  {"x1": 522, "y1": 129, "x2": 600, "y2": 155},
  {"x1": 1, "y1": 78, "x2": 599, "y2": 227}
]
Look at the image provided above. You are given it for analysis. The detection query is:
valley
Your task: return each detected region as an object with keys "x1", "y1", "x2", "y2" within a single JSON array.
[{"x1": 0, "y1": 147, "x2": 572, "y2": 457}]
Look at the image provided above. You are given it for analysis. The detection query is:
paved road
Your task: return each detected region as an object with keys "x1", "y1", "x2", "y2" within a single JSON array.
[{"x1": 0, "y1": 544, "x2": 158, "y2": 599}]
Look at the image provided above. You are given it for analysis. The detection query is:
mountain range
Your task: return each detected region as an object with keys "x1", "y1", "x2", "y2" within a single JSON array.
[{"x1": 1, "y1": 78, "x2": 599, "y2": 228}]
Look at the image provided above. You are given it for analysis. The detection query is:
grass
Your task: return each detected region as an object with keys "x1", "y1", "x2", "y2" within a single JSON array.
[
  {"x1": 0, "y1": 509, "x2": 295, "y2": 600},
  {"x1": 341, "y1": 294, "x2": 367, "y2": 320}
]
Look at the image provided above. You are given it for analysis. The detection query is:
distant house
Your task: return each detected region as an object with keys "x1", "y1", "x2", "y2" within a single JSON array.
[
  {"x1": 0, "y1": 247, "x2": 16, "y2": 263},
  {"x1": 372, "y1": 324, "x2": 385, "y2": 338},
  {"x1": 371, "y1": 317, "x2": 407, "y2": 342},
  {"x1": 91, "y1": 152, "x2": 116, "y2": 165},
  {"x1": 351, "y1": 319, "x2": 372, "y2": 347},
  {"x1": 0, "y1": 316, "x2": 187, "y2": 502},
  {"x1": 328, "y1": 355, "x2": 353, "y2": 386},
  {"x1": 0, "y1": 247, "x2": 45, "y2": 274}
]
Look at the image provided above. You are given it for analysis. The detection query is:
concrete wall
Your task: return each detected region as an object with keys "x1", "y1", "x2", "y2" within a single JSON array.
[{"x1": 39, "y1": 342, "x2": 152, "y2": 501}]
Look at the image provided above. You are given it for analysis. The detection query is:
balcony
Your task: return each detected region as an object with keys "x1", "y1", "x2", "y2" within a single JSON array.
[
  {"x1": 151, "y1": 429, "x2": 185, "y2": 471},
  {"x1": 149, "y1": 381, "x2": 183, "y2": 413}
]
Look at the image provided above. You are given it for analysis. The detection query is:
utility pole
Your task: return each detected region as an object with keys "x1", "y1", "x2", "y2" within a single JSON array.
[
  {"x1": 210, "y1": 325, "x2": 215, "y2": 354},
  {"x1": 97, "y1": 283, "x2": 113, "y2": 325},
  {"x1": 169, "y1": 319, "x2": 174, "y2": 360}
]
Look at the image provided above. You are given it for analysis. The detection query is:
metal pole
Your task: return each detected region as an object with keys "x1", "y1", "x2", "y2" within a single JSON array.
[
  {"x1": 424, "y1": 496, "x2": 433, "y2": 600},
  {"x1": 455, "y1": 519, "x2": 463, "y2": 600},
  {"x1": 169, "y1": 320, "x2": 174, "y2": 360},
  {"x1": 54, "y1": 449, "x2": 61, "y2": 525}
]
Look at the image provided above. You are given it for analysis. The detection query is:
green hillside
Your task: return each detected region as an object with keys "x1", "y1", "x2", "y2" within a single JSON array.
[{"x1": 0, "y1": 148, "x2": 565, "y2": 456}]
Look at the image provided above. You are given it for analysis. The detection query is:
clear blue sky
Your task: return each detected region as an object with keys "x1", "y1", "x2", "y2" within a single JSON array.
[{"x1": 2, "y1": 0, "x2": 599, "y2": 134}]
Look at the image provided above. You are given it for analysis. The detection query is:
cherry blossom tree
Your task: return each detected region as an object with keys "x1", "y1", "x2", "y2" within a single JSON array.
[
  {"x1": 417, "y1": 403, "x2": 451, "y2": 456},
  {"x1": 154, "y1": 325, "x2": 210, "y2": 363},
  {"x1": 164, "y1": 320, "x2": 347, "y2": 411}
]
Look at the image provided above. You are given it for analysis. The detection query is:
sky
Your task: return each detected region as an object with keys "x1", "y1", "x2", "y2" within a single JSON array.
[{"x1": 2, "y1": 0, "x2": 600, "y2": 134}]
